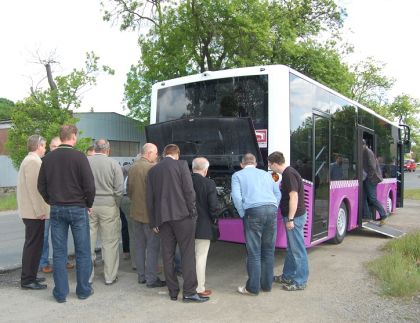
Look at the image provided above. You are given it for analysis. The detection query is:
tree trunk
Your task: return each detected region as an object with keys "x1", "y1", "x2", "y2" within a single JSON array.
[{"x1": 45, "y1": 63, "x2": 57, "y2": 91}]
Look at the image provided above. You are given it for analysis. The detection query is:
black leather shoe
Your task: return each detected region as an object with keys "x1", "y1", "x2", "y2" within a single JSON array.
[
  {"x1": 182, "y1": 293, "x2": 209, "y2": 303},
  {"x1": 21, "y1": 282, "x2": 47, "y2": 290},
  {"x1": 138, "y1": 279, "x2": 146, "y2": 284},
  {"x1": 147, "y1": 279, "x2": 166, "y2": 288},
  {"x1": 170, "y1": 295, "x2": 178, "y2": 301},
  {"x1": 35, "y1": 277, "x2": 46, "y2": 283}
]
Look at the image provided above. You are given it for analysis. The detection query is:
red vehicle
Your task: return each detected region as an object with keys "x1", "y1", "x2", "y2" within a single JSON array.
[{"x1": 404, "y1": 159, "x2": 416, "y2": 172}]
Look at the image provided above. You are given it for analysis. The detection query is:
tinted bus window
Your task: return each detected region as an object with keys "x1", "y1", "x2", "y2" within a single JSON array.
[{"x1": 156, "y1": 75, "x2": 268, "y2": 131}]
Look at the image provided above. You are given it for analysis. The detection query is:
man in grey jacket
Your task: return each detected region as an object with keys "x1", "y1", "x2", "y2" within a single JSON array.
[
  {"x1": 362, "y1": 139, "x2": 387, "y2": 225},
  {"x1": 88, "y1": 139, "x2": 124, "y2": 285}
]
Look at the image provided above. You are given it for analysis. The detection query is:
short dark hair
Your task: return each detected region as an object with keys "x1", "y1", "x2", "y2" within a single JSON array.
[
  {"x1": 268, "y1": 151, "x2": 285, "y2": 165},
  {"x1": 59, "y1": 125, "x2": 78, "y2": 141},
  {"x1": 163, "y1": 144, "x2": 180, "y2": 157}
]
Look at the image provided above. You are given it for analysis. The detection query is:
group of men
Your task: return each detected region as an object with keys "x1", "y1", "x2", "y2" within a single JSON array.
[{"x1": 17, "y1": 124, "x2": 309, "y2": 304}]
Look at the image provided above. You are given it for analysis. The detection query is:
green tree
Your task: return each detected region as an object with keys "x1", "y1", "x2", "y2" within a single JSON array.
[
  {"x1": 0, "y1": 98, "x2": 15, "y2": 121},
  {"x1": 103, "y1": 0, "x2": 352, "y2": 125},
  {"x1": 6, "y1": 52, "x2": 113, "y2": 169},
  {"x1": 350, "y1": 57, "x2": 395, "y2": 106}
]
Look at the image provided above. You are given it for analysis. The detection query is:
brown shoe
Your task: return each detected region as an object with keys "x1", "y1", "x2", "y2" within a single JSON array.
[
  {"x1": 198, "y1": 290, "x2": 212, "y2": 297},
  {"x1": 66, "y1": 262, "x2": 75, "y2": 269},
  {"x1": 41, "y1": 265, "x2": 53, "y2": 273}
]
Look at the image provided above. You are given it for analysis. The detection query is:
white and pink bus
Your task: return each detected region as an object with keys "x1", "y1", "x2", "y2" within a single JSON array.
[{"x1": 146, "y1": 65, "x2": 410, "y2": 247}]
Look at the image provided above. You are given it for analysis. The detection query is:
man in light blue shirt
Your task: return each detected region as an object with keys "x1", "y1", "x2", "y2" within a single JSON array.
[{"x1": 231, "y1": 153, "x2": 281, "y2": 295}]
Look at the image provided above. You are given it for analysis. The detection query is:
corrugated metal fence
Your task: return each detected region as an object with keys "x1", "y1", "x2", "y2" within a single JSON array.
[{"x1": 0, "y1": 156, "x2": 17, "y2": 187}]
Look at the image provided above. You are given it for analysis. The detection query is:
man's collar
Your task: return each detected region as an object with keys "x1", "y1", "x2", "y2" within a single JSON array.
[
  {"x1": 244, "y1": 164, "x2": 256, "y2": 169},
  {"x1": 140, "y1": 156, "x2": 153, "y2": 163}
]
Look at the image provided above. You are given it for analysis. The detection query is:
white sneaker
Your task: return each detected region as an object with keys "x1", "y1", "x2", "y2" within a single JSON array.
[{"x1": 237, "y1": 286, "x2": 256, "y2": 296}]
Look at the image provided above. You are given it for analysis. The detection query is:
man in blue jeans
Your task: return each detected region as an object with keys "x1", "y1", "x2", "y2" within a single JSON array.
[
  {"x1": 39, "y1": 136, "x2": 74, "y2": 274},
  {"x1": 38, "y1": 125, "x2": 95, "y2": 303},
  {"x1": 268, "y1": 151, "x2": 309, "y2": 291},
  {"x1": 231, "y1": 153, "x2": 281, "y2": 295}
]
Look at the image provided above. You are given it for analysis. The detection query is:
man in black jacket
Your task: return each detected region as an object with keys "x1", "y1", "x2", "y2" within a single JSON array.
[
  {"x1": 38, "y1": 125, "x2": 95, "y2": 303},
  {"x1": 191, "y1": 157, "x2": 220, "y2": 298},
  {"x1": 147, "y1": 144, "x2": 208, "y2": 303}
]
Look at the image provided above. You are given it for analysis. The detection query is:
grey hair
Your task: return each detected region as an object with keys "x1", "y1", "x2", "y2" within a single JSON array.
[
  {"x1": 241, "y1": 153, "x2": 256, "y2": 165},
  {"x1": 27, "y1": 134, "x2": 46, "y2": 152},
  {"x1": 94, "y1": 139, "x2": 110, "y2": 152},
  {"x1": 141, "y1": 143, "x2": 157, "y2": 156},
  {"x1": 192, "y1": 157, "x2": 210, "y2": 171}
]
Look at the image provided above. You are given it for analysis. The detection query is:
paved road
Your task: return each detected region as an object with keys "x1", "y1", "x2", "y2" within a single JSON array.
[
  {"x1": 0, "y1": 211, "x2": 75, "y2": 271},
  {"x1": 403, "y1": 168, "x2": 420, "y2": 189}
]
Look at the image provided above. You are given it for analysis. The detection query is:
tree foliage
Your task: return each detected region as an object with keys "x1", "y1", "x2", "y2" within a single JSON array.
[
  {"x1": 0, "y1": 98, "x2": 15, "y2": 121},
  {"x1": 7, "y1": 52, "x2": 112, "y2": 169},
  {"x1": 350, "y1": 57, "x2": 395, "y2": 105},
  {"x1": 103, "y1": 0, "x2": 419, "y2": 148},
  {"x1": 103, "y1": 0, "x2": 353, "y2": 124}
]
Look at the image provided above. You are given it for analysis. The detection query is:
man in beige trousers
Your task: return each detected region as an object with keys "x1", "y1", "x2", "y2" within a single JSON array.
[
  {"x1": 17, "y1": 134, "x2": 50, "y2": 290},
  {"x1": 88, "y1": 139, "x2": 124, "y2": 285}
]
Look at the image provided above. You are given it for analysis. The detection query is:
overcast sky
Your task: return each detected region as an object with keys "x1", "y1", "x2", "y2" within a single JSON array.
[{"x1": 0, "y1": 0, "x2": 419, "y2": 116}]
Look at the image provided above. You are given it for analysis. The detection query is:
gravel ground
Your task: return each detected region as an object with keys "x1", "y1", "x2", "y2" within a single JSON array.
[{"x1": 0, "y1": 200, "x2": 419, "y2": 323}]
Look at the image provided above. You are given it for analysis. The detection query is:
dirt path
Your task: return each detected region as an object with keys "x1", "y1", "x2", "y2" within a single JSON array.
[{"x1": 1, "y1": 201, "x2": 419, "y2": 323}]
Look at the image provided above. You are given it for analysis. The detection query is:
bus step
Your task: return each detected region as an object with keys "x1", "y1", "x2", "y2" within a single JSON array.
[{"x1": 361, "y1": 221, "x2": 406, "y2": 238}]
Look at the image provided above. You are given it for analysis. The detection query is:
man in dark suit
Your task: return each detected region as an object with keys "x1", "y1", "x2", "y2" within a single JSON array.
[
  {"x1": 147, "y1": 144, "x2": 209, "y2": 303},
  {"x1": 191, "y1": 157, "x2": 220, "y2": 297}
]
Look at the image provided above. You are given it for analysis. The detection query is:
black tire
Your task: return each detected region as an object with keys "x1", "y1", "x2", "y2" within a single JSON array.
[{"x1": 331, "y1": 202, "x2": 347, "y2": 244}]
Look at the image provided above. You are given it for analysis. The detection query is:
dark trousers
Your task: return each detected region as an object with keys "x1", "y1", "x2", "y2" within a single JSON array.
[
  {"x1": 160, "y1": 217, "x2": 197, "y2": 297},
  {"x1": 363, "y1": 179, "x2": 386, "y2": 220},
  {"x1": 119, "y1": 208, "x2": 130, "y2": 252},
  {"x1": 21, "y1": 219, "x2": 45, "y2": 285}
]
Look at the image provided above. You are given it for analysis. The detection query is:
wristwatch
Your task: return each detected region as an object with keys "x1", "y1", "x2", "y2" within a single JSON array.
[{"x1": 287, "y1": 218, "x2": 294, "y2": 222}]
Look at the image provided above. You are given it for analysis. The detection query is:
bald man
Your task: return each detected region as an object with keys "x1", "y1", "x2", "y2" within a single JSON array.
[
  {"x1": 88, "y1": 139, "x2": 124, "y2": 285},
  {"x1": 128, "y1": 143, "x2": 166, "y2": 288}
]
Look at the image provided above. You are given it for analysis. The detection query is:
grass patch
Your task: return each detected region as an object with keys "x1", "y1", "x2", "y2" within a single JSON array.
[
  {"x1": 0, "y1": 193, "x2": 17, "y2": 211},
  {"x1": 367, "y1": 231, "x2": 420, "y2": 297},
  {"x1": 404, "y1": 188, "x2": 420, "y2": 200}
]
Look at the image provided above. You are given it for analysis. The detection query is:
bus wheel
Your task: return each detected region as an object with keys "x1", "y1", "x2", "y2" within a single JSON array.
[{"x1": 332, "y1": 202, "x2": 347, "y2": 244}]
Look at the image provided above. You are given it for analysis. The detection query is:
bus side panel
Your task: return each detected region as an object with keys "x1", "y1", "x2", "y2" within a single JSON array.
[
  {"x1": 275, "y1": 182, "x2": 313, "y2": 248},
  {"x1": 218, "y1": 219, "x2": 245, "y2": 244},
  {"x1": 303, "y1": 182, "x2": 313, "y2": 248},
  {"x1": 218, "y1": 182, "x2": 314, "y2": 249},
  {"x1": 329, "y1": 181, "x2": 359, "y2": 238},
  {"x1": 376, "y1": 178, "x2": 397, "y2": 218}
]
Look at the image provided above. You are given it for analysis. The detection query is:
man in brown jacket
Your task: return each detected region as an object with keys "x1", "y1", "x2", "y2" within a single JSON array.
[
  {"x1": 128, "y1": 143, "x2": 165, "y2": 287},
  {"x1": 17, "y1": 134, "x2": 49, "y2": 290}
]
